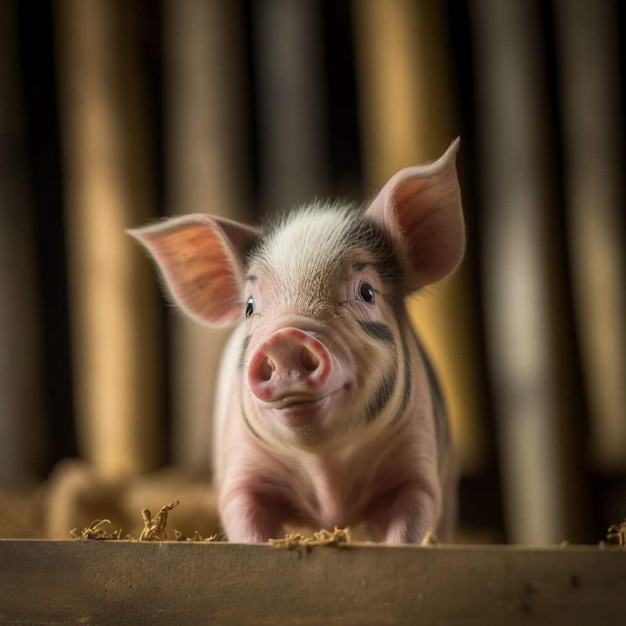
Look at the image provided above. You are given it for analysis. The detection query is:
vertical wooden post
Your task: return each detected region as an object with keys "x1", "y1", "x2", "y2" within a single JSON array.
[
  {"x1": 352, "y1": 0, "x2": 485, "y2": 475},
  {"x1": 553, "y1": 0, "x2": 626, "y2": 473},
  {"x1": 163, "y1": 0, "x2": 249, "y2": 472},
  {"x1": 470, "y1": 0, "x2": 586, "y2": 543},
  {"x1": 253, "y1": 0, "x2": 329, "y2": 212},
  {"x1": 0, "y1": 0, "x2": 43, "y2": 489},
  {"x1": 55, "y1": 0, "x2": 161, "y2": 478}
]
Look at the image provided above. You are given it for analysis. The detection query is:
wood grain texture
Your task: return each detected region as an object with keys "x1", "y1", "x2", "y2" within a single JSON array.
[{"x1": 0, "y1": 541, "x2": 624, "y2": 624}]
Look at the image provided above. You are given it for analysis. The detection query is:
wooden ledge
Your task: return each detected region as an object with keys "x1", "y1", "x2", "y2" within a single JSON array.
[{"x1": 0, "y1": 540, "x2": 624, "y2": 624}]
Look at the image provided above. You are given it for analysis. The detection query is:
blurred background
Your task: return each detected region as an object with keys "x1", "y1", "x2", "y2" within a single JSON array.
[{"x1": 0, "y1": 0, "x2": 624, "y2": 544}]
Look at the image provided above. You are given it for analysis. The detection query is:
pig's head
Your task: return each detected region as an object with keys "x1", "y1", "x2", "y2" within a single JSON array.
[{"x1": 129, "y1": 139, "x2": 464, "y2": 451}]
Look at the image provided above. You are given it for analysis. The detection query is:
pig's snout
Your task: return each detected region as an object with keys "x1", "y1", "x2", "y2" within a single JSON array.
[{"x1": 247, "y1": 327, "x2": 332, "y2": 402}]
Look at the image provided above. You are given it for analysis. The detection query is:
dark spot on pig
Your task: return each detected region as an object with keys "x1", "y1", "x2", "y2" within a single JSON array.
[
  {"x1": 238, "y1": 335, "x2": 251, "y2": 372},
  {"x1": 365, "y1": 367, "x2": 397, "y2": 423},
  {"x1": 358, "y1": 321, "x2": 394, "y2": 343},
  {"x1": 412, "y1": 329, "x2": 449, "y2": 454},
  {"x1": 243, "y1": 234, "x2": 264, "y2": 264},
  {"x1": 389, "y1": 328, "x2": 412, "y2": 427},
  {"x1": 401, "y1": 332, "x2": 411, "y2": 410},
  {"x1": 347, "y1": 218, "x2": 402, "y2": 286},
  {"x1": 570, "y1": 575, "x2": 581, "y2": 589}
]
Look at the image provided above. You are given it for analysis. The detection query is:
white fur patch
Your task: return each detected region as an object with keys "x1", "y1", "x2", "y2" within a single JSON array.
[
  {"x1": 262, "y1": 203, "x2": 358, "y2": 271},
  {"x1": 252, "y1": 203, "x2": 362, "y2": 308}
]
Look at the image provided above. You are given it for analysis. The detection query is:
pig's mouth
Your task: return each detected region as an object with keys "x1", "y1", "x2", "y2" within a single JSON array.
[
  {"x1": 270, "y1": 386, "x2": 348, "y2": 420},
  {"x1": 274, "y1": 395, "x2": 326, "y2": 410}
]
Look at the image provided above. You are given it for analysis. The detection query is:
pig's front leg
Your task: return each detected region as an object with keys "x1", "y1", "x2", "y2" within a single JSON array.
[
  {"x1": 377, "y1": 483, "x2": 439, "y2": 544},
  {"x1": 220, "y1": 488, "x2": 287, "y2": 543}
]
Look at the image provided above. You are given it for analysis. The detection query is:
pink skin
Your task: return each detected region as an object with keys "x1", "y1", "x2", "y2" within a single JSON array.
[
  {"x1": 247, "y1": 327, "x2": 333, "y2": 403},
  {"x1": 217, "y1": 319, "x2": 444, "y2": 544}
]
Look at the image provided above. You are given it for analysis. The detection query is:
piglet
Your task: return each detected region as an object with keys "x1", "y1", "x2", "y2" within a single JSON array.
[{"x1": 129, "y1": 139, "x2": 465, "y2": 544}]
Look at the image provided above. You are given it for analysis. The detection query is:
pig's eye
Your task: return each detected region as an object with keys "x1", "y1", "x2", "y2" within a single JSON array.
[
  {"x1": 358, "y1": 282, "x2": 376, "y2": 304},
  {"x1": 245, "y1": 296, "x2": 255, "y2": 317}
]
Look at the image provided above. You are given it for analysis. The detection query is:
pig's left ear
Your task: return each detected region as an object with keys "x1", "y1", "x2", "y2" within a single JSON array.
[
  {"x1": 364, "y1": 138, "x2": 465, "y2": 292},
  {"x1": 128, "y1": 215, "x2": 261, "y2": 326}
]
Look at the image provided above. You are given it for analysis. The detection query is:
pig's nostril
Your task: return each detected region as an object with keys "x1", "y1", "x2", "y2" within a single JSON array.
[
  {"x1": 260, "y1": 357, "x2": 275, "y2": 382},
  {"x1": 300, "y1": 347, "x2": 319, "y2": 372}
]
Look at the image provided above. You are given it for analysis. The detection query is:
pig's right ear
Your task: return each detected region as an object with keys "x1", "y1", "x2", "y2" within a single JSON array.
[
  {"x1": 364, "y1": 139, "x2": 465, "y2": 293},
  {"x1": 128, "y1": 215, "x2": 260, "y2": 326}
]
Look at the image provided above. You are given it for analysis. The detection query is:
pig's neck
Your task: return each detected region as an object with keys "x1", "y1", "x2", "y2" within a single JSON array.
[
  {"x1": 295, "y1": 446, "x2": 382, "y2": 529},
  {"x1": 293, "y1": 411, "x2": 426, "y2": 529},
  {"x1": 298, "y1": 453, "x2": 350, "y2": 527}
]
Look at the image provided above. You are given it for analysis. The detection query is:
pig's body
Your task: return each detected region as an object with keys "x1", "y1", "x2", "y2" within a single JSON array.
[
  {"x1": 215, "y1": 321, "x2": 456, "y2": 543},
  {"x1": 130, "y1": 140, "x2": 465, "y2": 543}
]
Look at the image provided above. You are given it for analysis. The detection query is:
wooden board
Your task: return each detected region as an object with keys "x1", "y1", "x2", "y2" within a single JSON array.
[
  {"x1": 469, "y1": 0, "x2": 587, "y2": 544},
  {"x1": 163, "y1": 0, "x2": 249, "y2": 472},
  {"x1": 0, "y1": 540, "x2": 624, "y2": 624},
  {"x1": 55, "y1": 0, "x2": 161, "y2": 477}
]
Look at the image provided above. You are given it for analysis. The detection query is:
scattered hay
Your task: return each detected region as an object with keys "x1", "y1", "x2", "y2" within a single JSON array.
[
  {"x1": 174, "y1": 530, "x2": 218, "y2": 542},
  {"x1": 46, "y1": 460, "x2": 220, "y2": 540},
  {"x1": 268, "y1": 527, "x2": 351, "y2": 552},
  {"x1": 71, "y1": 501, "x2": 217, "y2": 542},
  {"x1": 420, "y1": 531, "x2": 438, "y2": 546},
  {"x1": 606, "y1": 519, "x2": 626, "y2": 547},
  {"x1": 71, "y1": 519, "x2": 124, "y2": 541},
  {"x1": 138, "y1": 501, "x2": 179, "y2": 541}
]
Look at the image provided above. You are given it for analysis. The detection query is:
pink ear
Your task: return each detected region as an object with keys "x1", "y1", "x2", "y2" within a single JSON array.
[
  {"x1": 365, "y1": 139, "x2": 465, "y2": 292},
  {"x1": 128, "y1": 215, "x2": 260, "y2": 326}
]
